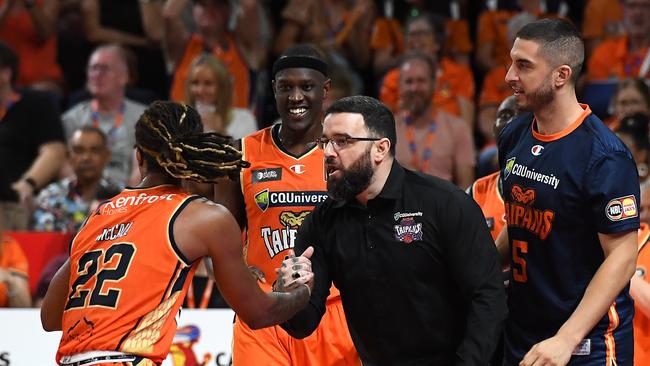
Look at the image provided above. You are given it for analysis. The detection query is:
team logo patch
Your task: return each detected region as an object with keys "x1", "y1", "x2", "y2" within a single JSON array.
[
  {"x1": 394, "y1": 217, "x2": 423, "y2": 244},
  {"x1": 255, "y1": 189, "x2": 270, "y2": 211},
  {"x1": 636, "y1": 266, "x2": 646, "y2": 279},
  {"x1": 290, "y1": 164, "x2": 306, "y2": 174},
  {"x1": 504, "y1": 157, "x2": 516, "y2": 180},
  {"x1": 531, "y1": 145, "x2": 544, "y2": 156},
  {"x1": 252, "y1": 168, "x2": 282, "y2": 184},
  {"x1": 511, "y1": 184, "x2": 536, "y2": 205},
  {"x1": 605, "y1": 195, "x2": 638, "y2": 221}
]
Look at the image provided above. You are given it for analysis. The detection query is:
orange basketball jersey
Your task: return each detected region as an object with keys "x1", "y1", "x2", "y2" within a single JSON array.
[
  {"x1": 240, "y1": 125, "x2": 339, "y2": 298},
  {"x1": 57, "y1": 185, "x2": 199, "y2": 365},
  {"x1": 635, "y1": 222, "x2": 650, "y2": 366},
  {"x1": 468, "y1": 171, "x2": 505, "y2": 241}
]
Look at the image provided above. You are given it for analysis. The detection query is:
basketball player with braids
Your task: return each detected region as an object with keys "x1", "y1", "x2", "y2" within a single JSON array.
[
  {"x1": 40, "y1": 101, "x2": 314, "y2": 366},
  {"x1": 214, "y1": 45, "x2": 361, "y2": 365}
]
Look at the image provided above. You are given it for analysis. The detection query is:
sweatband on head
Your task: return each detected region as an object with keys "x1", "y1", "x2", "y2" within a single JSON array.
[{"x1": 272, "y1": 56, "x2": 328, "y2": 78}]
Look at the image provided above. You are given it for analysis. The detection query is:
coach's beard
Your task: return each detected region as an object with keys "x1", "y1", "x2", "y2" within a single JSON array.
[{"x1": 327, "y1": 148, "x2": 374, "y2": 202}]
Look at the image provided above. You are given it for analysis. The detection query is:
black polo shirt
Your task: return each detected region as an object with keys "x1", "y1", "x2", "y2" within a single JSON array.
[{"x1": 282, "y1": 160, "x2": 507, "y2": 366}]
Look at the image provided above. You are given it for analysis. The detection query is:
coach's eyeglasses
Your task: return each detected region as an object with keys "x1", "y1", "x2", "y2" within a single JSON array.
[{"x1": 316, "y1": 135, "x2": 381, "y2": 151}]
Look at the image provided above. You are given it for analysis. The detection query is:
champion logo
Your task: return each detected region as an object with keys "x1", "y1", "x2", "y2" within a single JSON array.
[
  {"x1": 290, "y1": 164, "x2": 306, "y2": 174},
  {"x1": 531, "y1": 145, "x2": 544, "y2": 156}
]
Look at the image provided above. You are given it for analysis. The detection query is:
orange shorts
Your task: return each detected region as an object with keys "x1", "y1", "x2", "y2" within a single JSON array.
[{"x1": 232, "y1": 297, "x2": 360, "y2": 366}]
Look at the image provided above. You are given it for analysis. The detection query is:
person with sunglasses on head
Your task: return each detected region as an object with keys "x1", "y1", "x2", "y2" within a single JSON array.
[
  {"x1": 275, "y1": 95, "x2": 508, "y2": 365},
  {"x1": 213, "y1": 44, "x2": 360, "y2": 366}
]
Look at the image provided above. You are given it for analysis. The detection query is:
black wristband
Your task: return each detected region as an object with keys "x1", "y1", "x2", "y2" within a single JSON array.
[{"x1": 23, "y1": 177, "x2": 37, "y2": 191}]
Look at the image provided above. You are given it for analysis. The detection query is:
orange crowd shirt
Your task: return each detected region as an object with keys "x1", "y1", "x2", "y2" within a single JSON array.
[
  {"x1": 588, "y1": 36, "x2": 650, "y2": 80},
  {"x1": 468, "y1": 171, "x2": 505, "y2": 241},
  {"x1": 635, "y1": 223, "x2": 650, "y2": 366}
]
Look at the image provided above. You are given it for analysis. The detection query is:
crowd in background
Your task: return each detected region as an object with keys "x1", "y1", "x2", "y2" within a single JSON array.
[{"x1": 1, "y1": 0, "x2": 650, "y2": 308}]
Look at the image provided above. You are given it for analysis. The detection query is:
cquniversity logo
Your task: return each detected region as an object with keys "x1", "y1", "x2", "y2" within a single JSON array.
[
  {"x1": 504, "y1": 157, "x2": 516, "y2": 180},
  {"x1": 255, "y1": 189, "x2": 270, "y2": 211}
]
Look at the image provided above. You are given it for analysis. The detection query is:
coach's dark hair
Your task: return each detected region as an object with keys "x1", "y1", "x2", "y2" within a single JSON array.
[
  {"x1": 0, "y1": 42, "x2": 18, "y2": 86},
  {"x1": 325, "y1": 96, "x2": 396, "y2": 156},
  {"x1": 135, "y1": 101, "x2": 249, "y2": 182},
  {"x1": 516, "y1": 18, "x2": 584, "y2": 84}
]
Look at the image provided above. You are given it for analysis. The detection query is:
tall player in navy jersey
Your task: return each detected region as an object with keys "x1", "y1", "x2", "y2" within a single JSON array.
[{"x1": 497, "y1": 19, "x2": 639, "y2": 366}]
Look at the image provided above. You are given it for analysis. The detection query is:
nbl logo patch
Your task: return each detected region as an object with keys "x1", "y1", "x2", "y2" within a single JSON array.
[{"x1": 605, "y1": 195, "x2": 638, "y2": 221}]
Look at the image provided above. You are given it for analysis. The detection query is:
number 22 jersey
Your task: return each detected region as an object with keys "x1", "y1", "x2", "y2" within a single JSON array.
[{"x1": 498, "y1": 105, "x2": 639, "y2": 364}]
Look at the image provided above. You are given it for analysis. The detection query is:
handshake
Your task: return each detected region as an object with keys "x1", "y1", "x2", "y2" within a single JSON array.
[{"x1": 249, "y1": 247, "x2": 315, "y2": 295}]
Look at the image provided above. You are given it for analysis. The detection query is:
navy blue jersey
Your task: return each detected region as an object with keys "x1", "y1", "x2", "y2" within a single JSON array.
[{"x1": 498, "y1": 105, "x2": 639, "y2": 364}]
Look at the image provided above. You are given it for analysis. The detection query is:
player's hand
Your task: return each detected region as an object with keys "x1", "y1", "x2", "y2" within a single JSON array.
[
  {"x1": 274, "y1": 247, "x2": 314, "y2": 293},
  {"x1": 248, "y1": 265, "x2": 266, "y2": 283},
  {"x1": 519, "y1": 334, "x2": 575, "y2": 366}
]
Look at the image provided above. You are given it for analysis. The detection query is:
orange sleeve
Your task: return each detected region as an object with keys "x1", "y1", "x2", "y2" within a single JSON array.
[
  {"x1": 582, "y1": 0, "x2": 622, "y2": 39},
  {"x1": 445, "y1": 19, "x2": 473, "y2": 53},
  {"x1": 379, "y1": 68, "x2": 401, "y2": 112},
  {"x1": 452, "y1": 63, "x2": 475, "y2": 99},
  {"x1": 371, "y1": 18, "x2": 392, "y2": 50}
]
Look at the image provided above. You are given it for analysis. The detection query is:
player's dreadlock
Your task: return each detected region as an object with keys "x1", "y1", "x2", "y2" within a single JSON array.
[{"x1": 135, "y1": 101, "x2": 249, "y2": 182}]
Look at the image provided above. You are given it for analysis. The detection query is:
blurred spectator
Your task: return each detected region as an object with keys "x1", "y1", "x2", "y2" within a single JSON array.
[
  {"x1": 274, "y1": 0, "x2": 376, "y2": 72},
  {"x1": 164, "y1": 0, "x2": 268, "y2": 107},
  {"x1": 587, "y1": 0, "x2": 650, "y2": 80},
  {"x1": 615, "y1": 113, "x2": 650, "y2": 183},
  {"x1": 642, "y1": 182, "x2": 650, "y2": 225},
  {"x1": 185, "y1": 54, "x2": 257, "y2": 139},
  {"x1": 0, "y1": 0, "x2": 64, "y2": 95},
  {"x1": 476, "y1": 95, "x2": 521, "y2": 178},
  {"x1": 478, "y1": 12, "x2": 537, "y2": 151},
  {"x1": 0, "y1": 211, "x2": 31, "y2": 307},
  {"x1": 32, "y1": 253, "x2": 66, "y2": 307},
  {"x1": 581, "y1": 0, "x2": 623, "y2": 55},
  {"x1": 379, "y1": 13, "x2": 475, "y2": 128},
  {"x1": 0, "y1": 42, "x2": 66, "y2": 230},
  {"x1": 605, "y1": 78, "x2": 650, "y2": 129},
  {"x1": 323, "y1": 53, "x2": 358, "y2": 110},
  {"x1": 475, "y1": 0, "x2": 568, "y2": 72},
  {"x1": 32, "y1": 127, "x2": 121, "y2": 233},
  {"x1": 79, "y1": 0, "x2": 166, "y2": 97},
  {"x1": 62, "y1": 44, "x2": 146, "y2": 185},
  {"x1": 632, "y1": 182, "x2": 650, "y2": 365},
  {"x1": 394, "y1": 52, "x2": 475, "y2": 188}
]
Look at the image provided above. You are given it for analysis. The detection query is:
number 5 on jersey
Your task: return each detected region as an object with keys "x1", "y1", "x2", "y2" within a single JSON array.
[
  {"x1": 512, "y1": 240, "x2": 528, "y2": 283},
  {"x1": 65, "y1": 243, "x2": 136, "y2": 310}
]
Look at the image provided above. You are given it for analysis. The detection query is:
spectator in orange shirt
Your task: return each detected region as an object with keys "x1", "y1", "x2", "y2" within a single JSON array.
[
  {"x1": 0, "y1": 210, "x2": 31, "y2": 307},
  {"x1": 605, "y1": 78, "x2": 650, "y2": 129},
  {"x1": 394, "y1": 52, "x2": 475, "y2": 188},
  {"x1": 0, "y1": 0, "x2": 63, "y2": 95},
  {"x1": 379, "y1": 13, "x2": 475, "y2": 129},
  {"x1": 582, "y1": 0, "x2": 623, "y2": 55},
  {"x1": 587, "y1": 0, "x2": 650, "y2": 81},
  {"x1": 163, "y1": 0, "x2": 268, "y2": 108}
]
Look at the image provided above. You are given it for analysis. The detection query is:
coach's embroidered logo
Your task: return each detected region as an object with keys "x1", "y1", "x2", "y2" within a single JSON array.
[
  {"x1": 606, "y1": 195, "x2": 638, "y2": 221},
  {"x1": 394, "y1": 217, "x2": 423, "y2": 244},
  {"x1": 504, "y1": 157, "x2": 516, "y2": 180},
  {"x1": 252, "y1": 167, "x2": 282, "y2": 184}
]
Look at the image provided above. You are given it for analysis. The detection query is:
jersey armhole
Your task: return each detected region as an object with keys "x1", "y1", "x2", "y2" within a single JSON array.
[{"x1": 168, "y1": 195, "x2": 202, "y2": 266}]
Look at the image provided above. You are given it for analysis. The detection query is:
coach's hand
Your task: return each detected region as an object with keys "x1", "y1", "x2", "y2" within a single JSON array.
[
  {"x1": 520, "y1": 334, "x2": 574, "y2": 366},
  {"x1": 274, "y1": 247, "x2": 314, "y2": 294}
]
